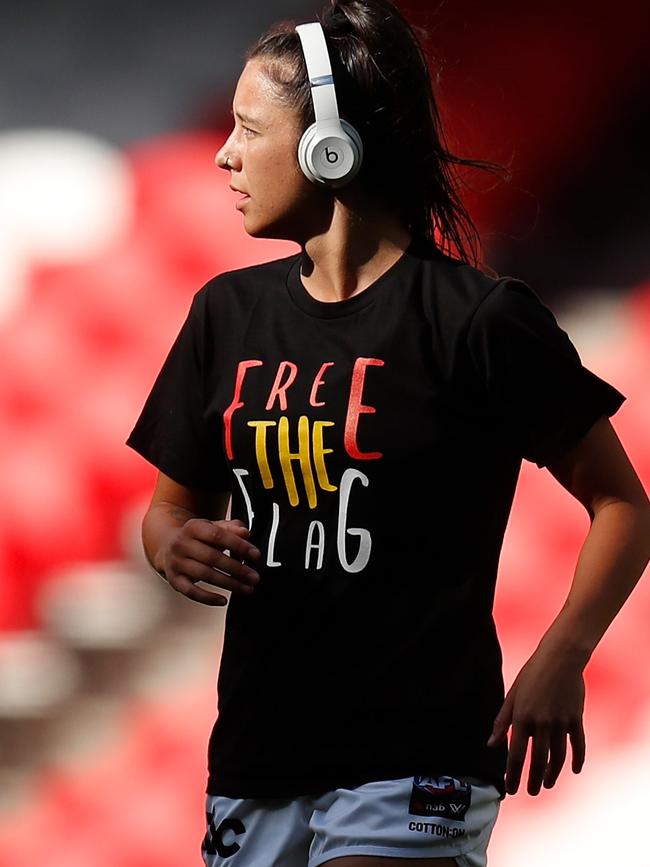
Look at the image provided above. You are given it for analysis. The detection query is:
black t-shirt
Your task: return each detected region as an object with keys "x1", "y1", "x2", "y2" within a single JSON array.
[{"x1": 126, "y1": 238, "x2": 626, "y2": 801}]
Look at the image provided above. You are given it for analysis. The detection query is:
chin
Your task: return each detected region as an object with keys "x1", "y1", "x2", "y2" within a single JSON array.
[
  {"x1": 243, "y1": 223, "x2": 273, "y2": 240},
  {"x1": 242, "y1": 215, "x2": 295, "y2": 243}
]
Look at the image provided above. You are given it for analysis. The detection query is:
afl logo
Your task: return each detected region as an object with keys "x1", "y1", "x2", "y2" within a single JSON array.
[
  {"x1": 415, "y1": 776, "x2": 470, "y2": 796},
  {"x1": 409, "y1": 775, "x2": 471, "y2": 821}
]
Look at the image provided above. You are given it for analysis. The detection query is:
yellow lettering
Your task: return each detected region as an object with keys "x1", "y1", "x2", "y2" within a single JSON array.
[
  {"x1": 247, "y1": 420, "x2": 276, "y2": 488},
  {"x1": 312, "y1": 420, "x2": 337, "y2": 493},
  {"x1": 278, "y1": 415, "x2": 316, "y2": 507}
]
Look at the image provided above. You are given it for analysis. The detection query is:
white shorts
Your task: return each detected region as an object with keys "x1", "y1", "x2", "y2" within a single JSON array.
[{"x1": 201, "y1": 774, "x2": 501, "y2": 867}]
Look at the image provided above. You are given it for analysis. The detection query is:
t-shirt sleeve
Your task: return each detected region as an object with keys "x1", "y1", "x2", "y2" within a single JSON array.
[
  {"x1": 466, "y1": 277, "x2": 626, "y2": 469},
  {"x1": 125, "y1": 288, "x2": 231, "y2": 491}
]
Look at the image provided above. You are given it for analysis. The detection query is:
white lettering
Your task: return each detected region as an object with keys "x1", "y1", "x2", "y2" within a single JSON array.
[
  {"x1": 233, "y1": 469, "x2": 254, "y2": 528},
  {"x1": 267, "y1": 501, "x2": 281, "y2": 567},
  {"x1": 305, "y1": 521, "x2": 325, "y2": 570},
  {"x1": 337, "y1": 468, "x2": 371, "y2": 573},
  {"x1": 232, "y1": 467, "x2": 372, "y2": 573}
]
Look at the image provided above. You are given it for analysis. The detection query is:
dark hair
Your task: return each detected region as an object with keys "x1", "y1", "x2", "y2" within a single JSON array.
[{"x1": 244, "y1": 0, "x2": 511, "y2": 273}]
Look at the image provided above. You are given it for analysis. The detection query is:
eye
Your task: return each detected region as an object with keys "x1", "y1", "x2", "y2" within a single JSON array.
[{"x1": 243, "y1": 126, "x2": 256, "y2": 137}]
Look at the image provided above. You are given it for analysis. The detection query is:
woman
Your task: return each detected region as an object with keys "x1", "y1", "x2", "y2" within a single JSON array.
[{"x1": 126, "y1": 2, "x2": 650, "y2": 865}]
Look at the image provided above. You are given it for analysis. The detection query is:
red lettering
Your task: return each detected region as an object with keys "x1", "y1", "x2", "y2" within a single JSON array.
[
  {"x1": 310, "y1": 362, "x2": 334, "y2": 406},
  {"x1": 223, "y1": 360, "x2": 263, "y2": 458},
  {"x1": 344, "y1": 357, "x2": 383, "y2": 459},
  {"x1": 266, "y1": 361, "x2": 298, "y2": 411}
]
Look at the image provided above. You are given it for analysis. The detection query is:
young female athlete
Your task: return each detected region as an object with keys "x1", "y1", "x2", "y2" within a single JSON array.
[{"x1": 126, "y1": 2, "x2": 650, "y2": 865}]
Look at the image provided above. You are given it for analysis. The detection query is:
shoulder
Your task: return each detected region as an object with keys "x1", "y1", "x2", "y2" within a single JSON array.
[
  {"x1": 196, "y1": 249, "x2": 299, "y2": 309},
  {"x1": 177, "y1": 249, "x2": 300, "y2": 338},
  {"x1": 414, "y1": 244, "x2": 520, "y2": 330}
]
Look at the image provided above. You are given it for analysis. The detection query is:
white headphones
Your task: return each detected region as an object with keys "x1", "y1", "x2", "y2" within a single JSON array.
[{"x1": 294, "y1": 21, "x2": 363, "y2": 188}]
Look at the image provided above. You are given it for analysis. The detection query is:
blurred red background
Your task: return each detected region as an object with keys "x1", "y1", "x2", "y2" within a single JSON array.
[{"x1": 0, "y1": 1, "x2": 648, "y2": 865}]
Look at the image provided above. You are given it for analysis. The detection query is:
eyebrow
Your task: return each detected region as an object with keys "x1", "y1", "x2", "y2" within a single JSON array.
[{"x1": 230, "y1": 107, "x2": 264, "y2": 126}]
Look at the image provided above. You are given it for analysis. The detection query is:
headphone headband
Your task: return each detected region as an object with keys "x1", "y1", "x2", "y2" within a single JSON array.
[
  {"x1": 294, "y1": 21, "x2": 363, "y2": 187},
  {"x1": 295, "y1": 23, "x2": 341, "y2": 126}
]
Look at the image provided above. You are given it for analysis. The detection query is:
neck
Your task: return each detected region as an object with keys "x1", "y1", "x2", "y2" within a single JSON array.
[{"x1": 300, "y1": 218, "x2": 412, "y2": 303}]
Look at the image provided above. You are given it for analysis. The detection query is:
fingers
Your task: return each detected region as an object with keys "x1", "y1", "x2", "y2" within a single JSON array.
[
  {"x1": 505, "y1": 724, "x2": 530, "y2": 795},
  {"x1": 569, "y1": 719, "x2": 586, "y2": 773},
  {"x1": 182, "y1": 537, "x2": 260, "y2": 586},
  {"x1": 164, "y1": 519, "x2": 263, "y2": 605},
  {"x1": 171, "y1": 573, "x2": 229, "y2": 606},
  {"x1": 186, "y1": 518, "x2": 262, "y2": 565},
  {"x1": 171, "y1": 550, "x2": 259, "y2": 596},
  {"x1": 506, "y1": 722, "x2": 583, "y2": 795},
  {"x1": 527, "y1": 726, "x2": 551, "y2": 795},
  {"x1": 487, "y1": 693, "x2": 513, "y2": 747},
  {"x1": 543, "y1": 728, "x2": 568, "y2": 789}
]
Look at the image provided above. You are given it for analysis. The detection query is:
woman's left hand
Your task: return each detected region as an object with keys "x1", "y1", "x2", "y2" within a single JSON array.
[{"x1": 487, "y1": 644, "x2": 587, "y2": 795}]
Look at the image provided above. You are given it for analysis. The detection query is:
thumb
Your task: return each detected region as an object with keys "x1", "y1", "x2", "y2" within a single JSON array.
[{"x1": 487, "y1": 693, "x2": 513, "y2": 747}]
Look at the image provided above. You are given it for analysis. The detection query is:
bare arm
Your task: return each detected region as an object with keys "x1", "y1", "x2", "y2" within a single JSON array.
[
  {"x1": 488, "y1": 415, "x2": 650, "y2": 795},
  {"x1": 540, "y1": 414, "x2": 650, "y2": 663},
  {"x1": 141, "y1": 471, "x2": 261, "y2": 606},
  {"x1": 142, "y1": 472, "x2": 231, "y2": 575}
]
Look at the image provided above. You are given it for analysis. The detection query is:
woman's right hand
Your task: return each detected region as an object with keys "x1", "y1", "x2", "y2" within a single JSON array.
[{"x1": 159, "y1": 518, "x2": 262, "y2": 606}]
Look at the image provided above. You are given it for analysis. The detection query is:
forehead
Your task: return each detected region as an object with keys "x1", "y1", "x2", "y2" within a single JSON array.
[{"x1": 232, "y1": 60, "x2": 298, "y2": 126}]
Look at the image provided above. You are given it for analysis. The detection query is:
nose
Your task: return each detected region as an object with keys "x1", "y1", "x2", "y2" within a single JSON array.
[
  {"x1": 214, "y1": 146, "x2": 230, "y2": 170},
  {"x1": 215, "y1": 132, "x2": 239, "y2": 171}
]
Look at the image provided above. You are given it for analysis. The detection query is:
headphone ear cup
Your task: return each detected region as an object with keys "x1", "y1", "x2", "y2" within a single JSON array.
[
  {"x1": 298, "y1": 120, "x2": 363, "y2": 187},
  {"x1": 340, "y1": 119, "x2": 363, "y2": 179},
  {"x1": 297, "y1": 123, "x2": 319, "y2": 184}
]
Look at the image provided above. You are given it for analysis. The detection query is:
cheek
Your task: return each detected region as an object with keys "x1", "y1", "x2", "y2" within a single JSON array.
[
  {"x1": 263, "y1": 138, "x2": 299, "y2": 172},
  {"x1": 259, "y1": 154, "x2": 305, "y2": 193}
]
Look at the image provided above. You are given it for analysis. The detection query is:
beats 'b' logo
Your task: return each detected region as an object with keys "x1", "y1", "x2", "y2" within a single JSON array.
[
  {"x1": 325, "y1": 146, "x2": 339, "y2": 164},
  {"x1": 201, "y1": 814, "x2": 246, "y2": 858}
]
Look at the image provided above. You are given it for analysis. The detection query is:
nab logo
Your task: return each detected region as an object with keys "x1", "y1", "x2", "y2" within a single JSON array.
[
  {"x1": 201, "y1": 814, "x2": 246, "y2": 858},
  {"x1": 409, "y1": 775, "x2": 471, "y2": 822}
]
